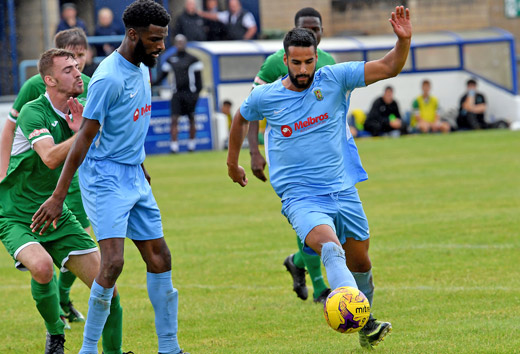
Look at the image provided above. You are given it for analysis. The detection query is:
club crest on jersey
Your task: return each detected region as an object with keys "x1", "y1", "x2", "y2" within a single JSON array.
[{"x1": 314, "y1": 89, "x2": 323, "y2": 101}]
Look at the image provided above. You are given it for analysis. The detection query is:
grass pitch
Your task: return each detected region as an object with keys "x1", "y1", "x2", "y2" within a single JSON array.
[{"x1": 0, "y1": 130, "x2": 519, "y2": 353}]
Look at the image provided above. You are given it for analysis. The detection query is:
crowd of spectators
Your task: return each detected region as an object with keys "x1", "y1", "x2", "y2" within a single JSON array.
[{"x1": 347, "y1": 78, "x2": 501, "y2": 138}]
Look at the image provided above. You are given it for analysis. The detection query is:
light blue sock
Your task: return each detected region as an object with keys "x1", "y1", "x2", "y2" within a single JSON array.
[
  {"x1": 352, "y1": 270, "x2": 374, "y2": 306},
  {"x1": 147, "y1": 271, "x2": 180, "y2": 354},
  {"x1": 321, "y1": 242, "x2": 357, "y2": 290},
  {"x1": 80, "y1": 280, "x2": 114, "y2": 354}
]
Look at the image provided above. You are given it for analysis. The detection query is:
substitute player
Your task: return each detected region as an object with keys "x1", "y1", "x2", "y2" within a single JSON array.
[
  {"x1": 32, "y1": 1, "x2": 187, "y2": 353},
  {"x1": 228, "y1": 6, "x2": 412, "y2": 349},
  {"x1": 248, "y1": 7, "x2": 335, "y2": 304},
  {"x1": 0, "y1": 49, "x2": 124, "y2": 354},
  {"x1": 0, "y1": 28, "x2": 91, "y2": 329}
]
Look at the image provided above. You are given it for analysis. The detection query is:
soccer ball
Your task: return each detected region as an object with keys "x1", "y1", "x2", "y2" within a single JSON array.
[{"x1": 323, "y1": 286, "x2": 370, "y2": 333}]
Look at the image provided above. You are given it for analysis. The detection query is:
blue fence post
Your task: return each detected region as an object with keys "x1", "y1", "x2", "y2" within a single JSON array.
[{"x1": 7, "y1": 0, "x2": 18, "y2": 93}]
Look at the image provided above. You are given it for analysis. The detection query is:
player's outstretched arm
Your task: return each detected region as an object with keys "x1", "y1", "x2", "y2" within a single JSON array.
[
  {"x1": 365, "y1": 6, "x2": 412, "y2": 86},
  {"x1": 227, "y1": 109, "x2": 249, "y2": 187},
  {"x1": 31, "y1": 117, "x2": 100, "y2": 235}
]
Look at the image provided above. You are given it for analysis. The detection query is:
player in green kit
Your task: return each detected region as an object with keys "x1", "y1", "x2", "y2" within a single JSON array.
[
  {"x1": 0, "y1": 28, "x2": 90, "y2": 328},
  {"x1": 0, "y1": 48, "x2": 125, "y2": 354},
  {"x1": 247, "y1": 8, "x2": 335, "y2": 304}
]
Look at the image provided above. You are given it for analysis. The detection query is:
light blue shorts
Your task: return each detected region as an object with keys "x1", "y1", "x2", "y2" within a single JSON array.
[
  {"x1": 281, "y1": 187, "x2": 370, "y2": 255},
  {"x1": 79, "y1": 158, "x2": 164, "y2": 241}
]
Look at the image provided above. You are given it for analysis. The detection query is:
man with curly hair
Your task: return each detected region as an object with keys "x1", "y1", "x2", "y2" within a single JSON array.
[{"x1": 32, "y1": 1, "x2": 187, "y2": 353}]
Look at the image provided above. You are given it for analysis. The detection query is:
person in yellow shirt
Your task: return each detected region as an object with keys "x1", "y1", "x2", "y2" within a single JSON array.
[{"x1": 411, "y1": 80, "x2": 450, "y2": 133}]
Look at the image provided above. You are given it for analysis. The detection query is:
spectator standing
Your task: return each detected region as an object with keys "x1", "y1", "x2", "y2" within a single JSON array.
[
  {"x1": 364, "y1": 86, "x2": 406, "y2": 136},
  {"x1": 56, "y1": 3, "x2": 88, "y2": 34},
  {"x1": 199, "y1": 0, "x2": 257, "y2": 40},
  {"x1": 154, "y1": 34, "x2": 203, "y2": 153},
  {"x1": 94, "y1": 7, "x2": 124, "y2": 56},
  {"x1": 411, "y1": 79, "x2": 450, "y2": 133},
  {"x1": 457, "y1": 78, "x2": 487, "y2": 130},
  {"x1": 173, "y1": 0, "x2": 207, "y2": 41},
  {"x1": 82, "y1": 45, "x2": 99, "y2": 78},
  {"x1": 204, "y1": 0, "x2": 227, "y2": 41}
]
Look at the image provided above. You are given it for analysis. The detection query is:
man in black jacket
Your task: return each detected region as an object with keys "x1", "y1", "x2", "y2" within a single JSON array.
[
  {"x1": 457, "y1": 78, "x2": 487, "y2": 130},
  {"x1": 173, "y1": 0, "x2": 207, "y2": 41},
  {"x1": 364, "y1": 86, "x2": 406, "y2": 136},
  {"x1": 155, "y1": 34, "x2": 203, "y2": 153},
  {"x1": 198, "y1": 0, "x2": 257, "y2": 40}
]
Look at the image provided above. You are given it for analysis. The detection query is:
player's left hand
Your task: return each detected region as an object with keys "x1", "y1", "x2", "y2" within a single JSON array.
[
  {"x1": 389, "y1": 6, "x2": 412, "y2": 40},
  {"x1": 66, "y1": 97, "x2": 84, "y2": 133},
  {"x1": 31, "y1": 195, "x2": 64, "y2": 235}
]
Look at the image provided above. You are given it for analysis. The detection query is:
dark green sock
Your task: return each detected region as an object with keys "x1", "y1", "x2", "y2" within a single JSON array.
[
  {"x1": 295, "y1": 235, "x2": 328, "y2": 299},
  {"x1": 292, "y1": 243, "x2": 306, "y2": 269},
  {"x1": 31, "y1": 278, "x2": 64, "y2": 335},
  {"x1": 102, "y1": 293, "x2": 123, "y2": 354},
  {"x1": 58, "y1": 270, "x2": 76, "y2": 306}
]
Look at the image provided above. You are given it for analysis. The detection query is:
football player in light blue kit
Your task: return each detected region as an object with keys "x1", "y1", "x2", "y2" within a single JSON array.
[
  {"x1": 228, "y1": 6, "x2": 412, "y2": 350},
  {"x1": 32, "y1": 1, "x2": 187, "y2": 353}
]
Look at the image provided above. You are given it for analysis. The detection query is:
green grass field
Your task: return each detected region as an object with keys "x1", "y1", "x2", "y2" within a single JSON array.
[{"x1": 1, "y1": 130, "x2": 519, "y2": 353}]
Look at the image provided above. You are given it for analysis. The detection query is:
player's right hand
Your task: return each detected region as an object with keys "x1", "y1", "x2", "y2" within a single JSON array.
[
  {"x1": 31, "y1": 195, "x2": 64, "y2": 235},
  {"x1": 250, "y1": 152, "x2": 267, "y2": 182},
  {"x1": 66, "y1": 97, "x2": 84, "y2": 133},
  {"x1": 228, "y1": 165, "x2": 248, "y2": 187}
]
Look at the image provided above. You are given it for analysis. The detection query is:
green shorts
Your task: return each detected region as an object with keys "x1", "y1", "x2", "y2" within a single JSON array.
[
  {"x1": 0, "y1": 210, "x2": 98, "y2": 272},
  {"x1": 65, "y1": 173, "x2": 90, "y2": 229}
]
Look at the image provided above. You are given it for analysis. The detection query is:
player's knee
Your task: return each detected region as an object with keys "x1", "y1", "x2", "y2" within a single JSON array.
[
  {"x1": 146, "y1": 248, "x2": 171, "y2": 273},
  {"x1": 347, "y1": 256, "x2": 372, "y2": 273},
  {"x1": 102, "y1": 256, "x2": 125, "y2": 280},
  {"x1": 30, "y1": 260, "x2": 55, "y2": 284}
]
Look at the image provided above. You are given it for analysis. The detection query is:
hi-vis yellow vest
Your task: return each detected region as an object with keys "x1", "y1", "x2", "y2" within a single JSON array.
[{"x1": 412, "y1": 95, "x2": 438, "y2": 125}]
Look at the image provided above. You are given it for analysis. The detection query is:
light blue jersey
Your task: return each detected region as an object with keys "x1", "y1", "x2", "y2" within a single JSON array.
[
  {"x1": 83, "y1": 51, "x2": 152, "y2": 165},
  {"x1": 240, "y1": 61, "x2": 368, "y2": 200}
]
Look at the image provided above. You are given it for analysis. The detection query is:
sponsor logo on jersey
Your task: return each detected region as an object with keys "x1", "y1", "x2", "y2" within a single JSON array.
[
  {"x1": 314, "y1": 89, "x2": 323, "y2": 101},
  {"x1": 28, "y1": 128, "x2": 50, "y2": 139},
  {"x1": 294, "y1": 113, "x2": 329, "y2": 131},
  {"x1": 281, "y1": 125, "x2": 292, "y2": 137},
  {"x1": 280, "y1": 112, "x2": 329, "y2": 137},
  {"x1": 141, "y1": 104, "x2": 151, "y2": 116},
  {"x1": 134, "y1": 104, "x2": 152, "y2": 122}
]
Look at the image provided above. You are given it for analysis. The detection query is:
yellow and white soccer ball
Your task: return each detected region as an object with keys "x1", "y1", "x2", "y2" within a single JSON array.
[{"x1": 323, "y1": 286, "x2": 370, "y2": 333}]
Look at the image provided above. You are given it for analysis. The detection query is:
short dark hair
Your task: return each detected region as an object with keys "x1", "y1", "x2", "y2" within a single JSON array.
[
  {"x1": 123, "y1": 0, "x2": 171, "y2": 29},
  {"x1": 294, "y1": 7, "x2": 322, "y2": 27},
  {"x1": 422, "y1": 79, "x2": 430, "y2": 86},
  {"x1": 223, "y1": 100, "x2": 232, "y2": 106},
  {"x1": 54, "y1": 28, "x2": 88, "y2": 49},
  {"x1": 467, "y1": 78, "x2": 477, "y2": 86},
  {"x1": 384, "y1": 86, "x2": 393, "y2": 92},
  {"x1": 38, "y1": 48, "x2": 75, "y2": 78},
  {"x1": 283, "y1": 28, "x2": 317, "y2": 56}
]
